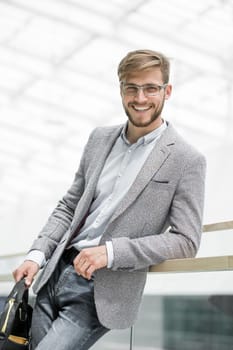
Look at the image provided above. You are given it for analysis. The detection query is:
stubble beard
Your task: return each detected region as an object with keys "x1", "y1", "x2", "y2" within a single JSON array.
[{"x1": 123, "y1": 97, "x2": 165, "y2": 128}]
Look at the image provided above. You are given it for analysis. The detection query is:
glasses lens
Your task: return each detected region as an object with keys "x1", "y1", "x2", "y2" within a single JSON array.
[
  {"x1": 144, "y1": 85, "x2": 160, "y2": 96},
  {"x1": 123, "y1": 85, "x2": 138, "y2": 96},
  {"x1": 122, "y1": 84, "x2": 163, "y2": 96}
]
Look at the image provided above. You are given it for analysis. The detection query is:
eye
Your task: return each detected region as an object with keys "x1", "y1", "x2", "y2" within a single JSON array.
[
  {"x1": 144, "y1": 85, "x2": 160, "y2": 94},
  {"x1": 124, "y1": 85, "x2": 137, "y2": 95}
]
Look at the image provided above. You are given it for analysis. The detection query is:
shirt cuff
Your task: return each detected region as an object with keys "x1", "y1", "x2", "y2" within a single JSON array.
[
  {"x1": 105, "y1": 241, "x2": 114, "y2": 268},
  {"x1": 25, "y1": 250, "x2": 46, "y2": 268}
]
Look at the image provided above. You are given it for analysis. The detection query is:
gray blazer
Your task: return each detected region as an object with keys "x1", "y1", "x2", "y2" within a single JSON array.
[{"x1": 31, "y1": 122, "x2": 206, "y2": 329}]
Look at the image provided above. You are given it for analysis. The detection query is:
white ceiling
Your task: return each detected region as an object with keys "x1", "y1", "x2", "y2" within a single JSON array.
[{"x1": 0, "y1": 0, "x2": 233, "y2": 250}]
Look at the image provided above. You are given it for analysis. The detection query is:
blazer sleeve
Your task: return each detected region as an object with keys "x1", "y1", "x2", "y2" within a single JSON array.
[{"x1": 111, "y1": 153, "x2": 207, "y2": 271}]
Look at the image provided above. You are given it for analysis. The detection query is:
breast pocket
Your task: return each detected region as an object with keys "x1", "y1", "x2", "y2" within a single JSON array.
[
  {"x1": 151, "y1": 179, "x2": 170, "y2": 184},
  {"x1": 146, "y1": 176, "x2": 175, "y2": 199}
]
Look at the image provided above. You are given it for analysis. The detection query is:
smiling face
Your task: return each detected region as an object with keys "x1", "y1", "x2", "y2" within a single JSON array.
[{"x1": 120, "y1": 67, "x2": 172, "y2": 141}]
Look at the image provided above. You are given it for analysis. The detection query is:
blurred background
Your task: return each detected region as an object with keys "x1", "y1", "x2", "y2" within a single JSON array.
[
  {"x1": 0, "y1": 0, "x2": 233, "y2": 349},
  {"x1": 0, "y1": 0, "x2": 233, "y2": 254}
]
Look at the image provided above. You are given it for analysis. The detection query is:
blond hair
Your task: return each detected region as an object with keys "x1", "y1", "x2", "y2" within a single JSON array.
[{"x1": 118, "y1": 49, "x2": 170, "y2": 83}]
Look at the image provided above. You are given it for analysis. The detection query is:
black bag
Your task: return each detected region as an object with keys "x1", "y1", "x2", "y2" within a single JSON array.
[{"x1": 0, "y1": 279, "x2": 32, "y2": 350}]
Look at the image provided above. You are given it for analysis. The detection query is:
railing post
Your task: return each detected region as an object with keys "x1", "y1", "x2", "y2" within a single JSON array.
[{"x1": 129, "y1": 325, "x2": 134, "y2": 350}]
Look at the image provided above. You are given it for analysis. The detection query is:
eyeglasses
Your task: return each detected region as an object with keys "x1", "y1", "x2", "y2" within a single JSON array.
[{"x1": 121, "y1": 83, "x2": 167, "y2": 97}]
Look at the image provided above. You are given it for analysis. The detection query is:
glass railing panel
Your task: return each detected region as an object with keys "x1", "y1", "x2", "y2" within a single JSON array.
[{"x1": 90, "y1": 294, "x2": 233, "y2": 350}]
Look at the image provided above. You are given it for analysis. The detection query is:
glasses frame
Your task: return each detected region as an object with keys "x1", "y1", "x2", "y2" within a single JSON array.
[{"x1": 121, "y1": 82, "x2": 168, "y2": 97}]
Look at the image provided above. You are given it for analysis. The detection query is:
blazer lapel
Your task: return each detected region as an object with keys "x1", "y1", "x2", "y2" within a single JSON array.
[
  {"x1": 87, "y1": 126, "x2": 123, "y2": 192},
  {"x1": 70, "y1": 125, "x2": 123, "y2": 233},
  {"x1": 109, "y1": 125, "x2": 176, "y2": 223}
]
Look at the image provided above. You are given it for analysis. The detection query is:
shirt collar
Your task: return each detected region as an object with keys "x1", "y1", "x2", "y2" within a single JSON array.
[{"x1": 121, "y1": 120, "x2": 167, "y2": 146}]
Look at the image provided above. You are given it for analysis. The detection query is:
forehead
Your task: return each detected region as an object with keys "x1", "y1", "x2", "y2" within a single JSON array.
[{"x1": 124, "y1": 67, "x2": 163, "y2": 84}]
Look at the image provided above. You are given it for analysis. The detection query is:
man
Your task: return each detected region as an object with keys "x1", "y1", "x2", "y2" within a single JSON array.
[{"x1": 13, "y1": 49, "x2": 206, "y2": 350}]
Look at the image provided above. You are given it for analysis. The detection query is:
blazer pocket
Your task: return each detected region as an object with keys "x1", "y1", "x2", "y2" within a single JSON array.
[
  {"x1": 147, "y1": 177, "x2": 174, "y2": 194},
  {"x1": 151, "y1": 175, "x2": 170, "y2": 184},
  {"x1": 151, "y1": 179, "x2": 169, "y2": 184}
]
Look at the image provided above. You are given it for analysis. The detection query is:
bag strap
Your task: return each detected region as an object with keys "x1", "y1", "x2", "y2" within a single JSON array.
[
  {"x1": 0, "y1": 279, "x2": 29, "y2": 338},
  {"x1": 7, "y1": 279, "x2": 28, "y2": 304}
]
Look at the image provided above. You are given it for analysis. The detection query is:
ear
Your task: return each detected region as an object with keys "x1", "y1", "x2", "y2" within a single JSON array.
[{"x1": 164, "y1": 84, "x2": 172, "y2": 100}]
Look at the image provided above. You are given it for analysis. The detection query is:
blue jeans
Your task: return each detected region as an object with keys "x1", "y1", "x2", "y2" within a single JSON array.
[{"x1": 31, "y1": 257, "x2": 109, "y2": 350}]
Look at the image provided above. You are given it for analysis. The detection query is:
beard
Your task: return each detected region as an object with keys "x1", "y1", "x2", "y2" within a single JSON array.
[{"x1": 123, "y1": 97, "x2": 165, "y2": 128}]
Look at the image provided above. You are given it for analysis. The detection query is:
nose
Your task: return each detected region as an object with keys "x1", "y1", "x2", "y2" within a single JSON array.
[{"x1": 134, "y1": 88, "x2": 148, "y2": 103}]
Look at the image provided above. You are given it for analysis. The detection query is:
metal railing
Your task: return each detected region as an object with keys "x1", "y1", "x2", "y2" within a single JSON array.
[{"x1": 150, "y1": 220, "x2": 233, "y2": 273}]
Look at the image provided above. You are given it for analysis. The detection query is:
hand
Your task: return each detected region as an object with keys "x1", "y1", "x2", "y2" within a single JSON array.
[
  {"x1": 73, "y1": 245, "x2": 108, "y2": 280},
  {"x1": 13, "y1": 260, "x2": 40, "y2": 287}
]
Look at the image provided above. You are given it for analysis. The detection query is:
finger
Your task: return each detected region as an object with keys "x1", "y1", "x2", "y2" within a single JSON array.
[
  {"x1": 75, "y1": 260, "x2": 90, "y2": 277},
  {"x1": 73, "y1": 252, "x2": 85, "y2": 266},
  {"x1": 12, "y1": 270, "x2": 25, "y2": 282},
  {"x1": 85, "y1": 265, "x2": 96, "y2": 280},
  {"x1": 14, "y1": 269, "x2": 32, "y2": 286},
  {"x1": 74, "y1": 257, "x2": 87, "y2": 270},
  {"x1": 24, "y1": 275, "x2": 34, "y2": 287}
]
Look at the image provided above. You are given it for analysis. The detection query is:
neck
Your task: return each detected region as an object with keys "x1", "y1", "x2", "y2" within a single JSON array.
[{"x1": 126, "y1": 118, "x2": 163, "y2": 144}]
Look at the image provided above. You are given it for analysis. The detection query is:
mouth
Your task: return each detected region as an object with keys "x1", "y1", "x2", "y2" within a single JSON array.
[{"x1": 131, "y1": 105, "x2": 152, "y2": 112}]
